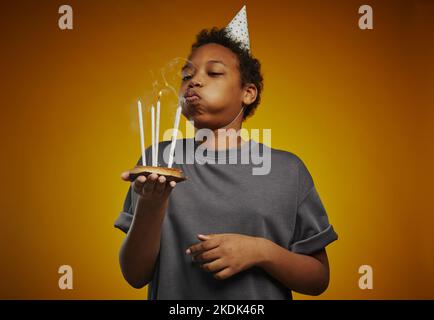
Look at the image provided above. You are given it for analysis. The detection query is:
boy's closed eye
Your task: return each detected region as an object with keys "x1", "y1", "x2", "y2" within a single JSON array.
[
  {"x1": 208, "y1": 72, "x2": 224, "y2": 77},
  {"x1": 181, "y1": 71, "x2": 224, "y2": 81}
]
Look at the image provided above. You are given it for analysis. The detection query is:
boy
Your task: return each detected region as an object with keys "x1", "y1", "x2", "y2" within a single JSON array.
[{"x1": 114, "y1": 6, "x2": 338, "y2": 299}]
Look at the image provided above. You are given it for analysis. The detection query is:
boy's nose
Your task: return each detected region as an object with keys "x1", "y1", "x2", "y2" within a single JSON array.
[
  {"x1": 188, "y1": 72, "x2": 204, "y2": 87},
  {"x1": 188, "y1": 79, "x2": 202, "y2": 87}
]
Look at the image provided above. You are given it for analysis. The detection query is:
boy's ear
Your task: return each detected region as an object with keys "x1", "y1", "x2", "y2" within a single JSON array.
[{"x1": 242, "y1": 83, "x2": 258, "y2": 107}]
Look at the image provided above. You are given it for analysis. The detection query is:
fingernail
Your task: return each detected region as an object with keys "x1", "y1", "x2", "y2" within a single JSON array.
[{"x1": 186, "y1": 248, "x2": 191, "y2": 255}]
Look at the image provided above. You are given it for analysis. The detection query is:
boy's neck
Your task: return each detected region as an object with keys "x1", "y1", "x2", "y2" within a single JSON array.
[
  {"x1": 195, "y1": 122, "x2": 245, "y2": 151},
  {"x1": 201, "y1": 130, "x2": 246, "y2": 151}
]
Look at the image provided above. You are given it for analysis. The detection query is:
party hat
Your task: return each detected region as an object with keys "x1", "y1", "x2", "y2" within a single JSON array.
[{"x1": 225, "y1": 5, "x2": 251, "y2": 52}]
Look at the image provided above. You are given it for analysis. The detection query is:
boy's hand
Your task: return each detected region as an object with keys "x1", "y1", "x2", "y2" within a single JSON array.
[
  {"x1": 186, "y1": 234, "x2": 265, "y2": 280},
  {"x1": 121, "y1": 171, "x2": 176, "y2": 204}
]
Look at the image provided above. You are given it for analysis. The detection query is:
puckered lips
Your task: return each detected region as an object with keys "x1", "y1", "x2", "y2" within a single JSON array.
[{"x1": 184, "y1": 89, "x2": 201, "y2": 104}]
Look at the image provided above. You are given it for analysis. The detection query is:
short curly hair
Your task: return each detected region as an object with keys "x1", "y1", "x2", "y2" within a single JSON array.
[{"x1": 188, "y1": 27, "x2": 263, "y2": 120}]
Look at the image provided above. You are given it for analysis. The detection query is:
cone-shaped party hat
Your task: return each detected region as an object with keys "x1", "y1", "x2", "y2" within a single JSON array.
[{"x1": 225, "y1": 5, "x2": 251, "y2": 52}]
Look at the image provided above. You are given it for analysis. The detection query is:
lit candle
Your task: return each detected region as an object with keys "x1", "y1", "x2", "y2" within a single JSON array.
[
  {"x1": 137, "y1": 100, "x2": 146, "y2": 166},
  {"x1": 151, "y1": 104, "x2": 155, "y2": 166},
  {"x1": 155, "y1": 94, "x2": 161, "y2": 167},
  {"x1": 168, "y1": 104, "x2": 182, "y2": 168}
]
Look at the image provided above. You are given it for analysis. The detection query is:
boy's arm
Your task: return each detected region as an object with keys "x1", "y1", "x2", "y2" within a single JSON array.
[
  {"x1": 257, "y1": 239, "x2": 329, "y2": 296},
  {"x1": 118, "y1": 173, "x2": 175, "y2": 289},
  {"x1": 188, "y1": 233, "x2": 330, "y2": 296},
  {"x1": 119, "y1": 197, "x2": 166, "y2": 288}
]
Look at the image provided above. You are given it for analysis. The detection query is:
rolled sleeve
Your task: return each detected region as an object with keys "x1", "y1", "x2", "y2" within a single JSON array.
[
  {"x1": 114, "y1": 185, "x2": 136, "y2": 234},
  {"x1": 289, "y1": 186, "x2": 338, "y2": 254},
  {"x1": 114, "y1": 210, "x2": 134, "y2": 234},
  {"x1": 114, "y1": 154, "x2": 145, "y2": 234}
]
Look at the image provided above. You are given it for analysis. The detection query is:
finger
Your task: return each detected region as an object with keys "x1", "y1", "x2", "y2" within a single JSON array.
[
  {"x1": 120, "y1": 171, "x2": 130, "y2": 181},
  {"x1": 197, "y1": 234, "x2": 212, "y2": 240},
  {"x1": 193, "y1": 247, "x2": 221, "y2": 263},
  {"x1": 214, "y1": 267, "x2": 233, "y2": 280},
  {"x1": 164, "y1": 181, "x2": 177, "y2": 195},
  {"x1": 132, "y1": 175, "x2": 147, "y2": 194},
  {"x1": 154, "y1": 175, "x2": 167, "y2": 193},
  {"x1": 201, "y1": 258, "x2": 228, "y2": 273},
  {"x1": 186, "y1": 238, "x2": 219, "y2": 255},
  {"x1": 144, "y1": 173, "x2": 159, "y2": 193}
]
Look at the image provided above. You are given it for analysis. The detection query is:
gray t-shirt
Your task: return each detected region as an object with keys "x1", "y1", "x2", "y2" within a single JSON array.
[{"x1": 114, "y1": 139, "x2": 338, "y2": 299}]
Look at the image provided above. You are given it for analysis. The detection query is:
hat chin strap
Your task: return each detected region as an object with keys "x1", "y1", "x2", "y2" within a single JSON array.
[{"x1": 217, "y1": 106, "x2": 245, "y2": 130}]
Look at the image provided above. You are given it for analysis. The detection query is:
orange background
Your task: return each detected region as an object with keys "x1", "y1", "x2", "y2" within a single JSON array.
[{"x1": 1, "y1": 0, "x2": 433, "y2": 299}]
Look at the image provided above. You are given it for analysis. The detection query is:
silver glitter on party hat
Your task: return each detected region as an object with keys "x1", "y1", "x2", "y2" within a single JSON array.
[{"x1": 225, "y1": 5, "x2": 251, "y2": 52}]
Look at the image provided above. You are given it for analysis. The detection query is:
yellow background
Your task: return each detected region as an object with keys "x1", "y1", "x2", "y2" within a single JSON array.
[{"x1": 1, "y1": 0, "x2": 433, "y2": 299}]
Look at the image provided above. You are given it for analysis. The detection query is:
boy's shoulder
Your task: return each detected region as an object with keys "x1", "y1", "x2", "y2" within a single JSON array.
[{"x1": 263, "y1": 143, "x2": 305, "y2": 167}]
